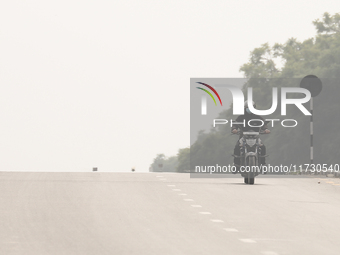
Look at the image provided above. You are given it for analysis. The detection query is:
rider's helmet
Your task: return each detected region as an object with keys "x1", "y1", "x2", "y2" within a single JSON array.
[{"x1": 244, "y1": 100, "x2": 256, "y2": 114}]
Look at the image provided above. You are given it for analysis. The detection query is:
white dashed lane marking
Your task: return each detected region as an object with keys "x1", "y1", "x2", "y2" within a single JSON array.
[
  {"x1": 224, "y1": 228, "x2": 239, "y2": 232},
  {"x1": 239, "y1": 239, "x2": 257, "y2": 243},
  {"x1": 162, "y1": 178, "x2": 279, "y2": 255},
  {"x1": 210, "y1": 219, "x2": 224, "y2": 223}
]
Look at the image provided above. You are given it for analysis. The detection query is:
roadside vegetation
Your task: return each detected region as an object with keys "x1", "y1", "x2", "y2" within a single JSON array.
[{"x1": 150, "y1": 13, "x2": 340, "y2": 172}]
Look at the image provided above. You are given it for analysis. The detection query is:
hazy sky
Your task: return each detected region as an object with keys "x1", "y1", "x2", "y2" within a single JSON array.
[{"x1": 0, "y1": 0, "x2": 339, "y2": 172}]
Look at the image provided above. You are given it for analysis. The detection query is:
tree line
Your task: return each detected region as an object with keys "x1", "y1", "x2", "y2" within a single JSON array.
[{"x1": 150, "y1": 12, "x2": 340, "y2": 172}]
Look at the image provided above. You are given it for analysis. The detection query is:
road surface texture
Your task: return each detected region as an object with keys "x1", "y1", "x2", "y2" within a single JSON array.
[{"x1": 1, "y1": 172, "x2": 340, "y2": 255}]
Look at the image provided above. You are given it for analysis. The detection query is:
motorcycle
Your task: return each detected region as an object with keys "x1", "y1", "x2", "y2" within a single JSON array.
[{"x1": 232, "y1": 129, "x2": 269, "y2": 185}]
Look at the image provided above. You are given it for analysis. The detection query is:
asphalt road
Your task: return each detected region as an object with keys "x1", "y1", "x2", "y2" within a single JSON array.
[{"x1": 1, "y1": 172, "x2": 340, "y2": 255}]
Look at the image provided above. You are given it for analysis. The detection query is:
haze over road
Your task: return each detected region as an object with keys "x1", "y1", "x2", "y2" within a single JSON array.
[{"x1": 1, "y1": 172, "x2": 340, "y2": 255}]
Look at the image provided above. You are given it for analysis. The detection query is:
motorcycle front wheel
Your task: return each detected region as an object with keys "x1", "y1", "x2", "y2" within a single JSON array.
[
  {"x1": 245, "y1": 157, "x2": 256, "y2": 185},
  {"x1": 244, "y1": 176, "x2": 255, "y2": 184}
]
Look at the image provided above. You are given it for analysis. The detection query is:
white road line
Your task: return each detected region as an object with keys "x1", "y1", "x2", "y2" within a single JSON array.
[
  {"x1": 224, "y1": 228, "x2": 238, "y2": 232},
  {"x1": 210, "y1": 219, "x2": 224, "y2": 223},
  {"x1": 172, "y1": 189, "x2": 181, "y2": 191},
  {"x1": 178, "y1": 193, "x2": 187, "y2": 196},
  {"x1": 167, "y1": 185, "x2": 176, "y2": 187},
  {"x1": 199, "y1": 212, "x2": 211, "y2": 215},
  {"x1": 191, "y1": 205, "x2": 202, "y2": 208},
  {"x1": 239, "y1": 239, "x2": 257, "y2": 243},
  {"x1": 183, "y1": 199, "x2": 194, "y2": 201}
]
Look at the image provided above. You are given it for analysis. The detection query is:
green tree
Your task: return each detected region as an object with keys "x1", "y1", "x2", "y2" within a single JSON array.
[
  {"x1": 177, "y1": 147, "x2": 190, "y2": 172},
  {"x1": 150, "y1": 153, "x2": 178, "y2": 172},
  {"x1": 176, "y1": 12, "x2": 340, "y2": 170},
  {"x1": 313, "y1": 12, "x2": 340, "y2": 34}
]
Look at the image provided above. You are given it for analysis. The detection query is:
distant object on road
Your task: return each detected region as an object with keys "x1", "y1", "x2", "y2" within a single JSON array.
[
  {"x1": 93, "y1": 167, "x2": 98, "y2": 172},
  {"x1": 131, "y1": 168, "x2": 135, "y2": 172}
]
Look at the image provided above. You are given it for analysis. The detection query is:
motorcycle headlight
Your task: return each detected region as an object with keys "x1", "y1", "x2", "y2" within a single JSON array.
[{"x1": 246, "y1": 139, "x2": 256, "y2": 147}]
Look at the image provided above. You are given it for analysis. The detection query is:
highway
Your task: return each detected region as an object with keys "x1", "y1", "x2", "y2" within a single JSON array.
[{"x1": 1, "y1": 172, "x2": 340, "y2": 255}]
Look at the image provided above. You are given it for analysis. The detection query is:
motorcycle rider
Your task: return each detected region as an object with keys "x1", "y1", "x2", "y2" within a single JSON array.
[{"x1": 231, "y1": 100, "x2": 270, "y2": 172}]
